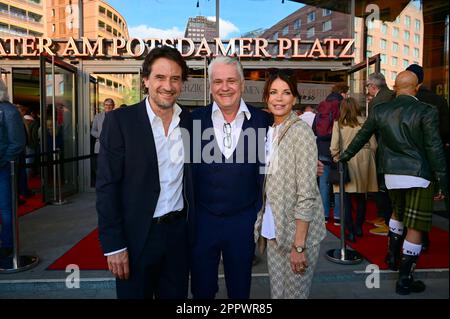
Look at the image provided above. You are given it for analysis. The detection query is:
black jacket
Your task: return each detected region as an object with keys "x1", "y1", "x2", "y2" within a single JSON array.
[
  {"x1": 340, "y1": 95, "x2": 448, "y2": 195},
  {"x1": 96, "y1": 100, "x2": 195, "y2": 263}
]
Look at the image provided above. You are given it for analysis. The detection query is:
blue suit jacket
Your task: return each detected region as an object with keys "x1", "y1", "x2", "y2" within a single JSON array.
[{"x1": 96, "y1": 99, "x2": 194, "y2": 263}]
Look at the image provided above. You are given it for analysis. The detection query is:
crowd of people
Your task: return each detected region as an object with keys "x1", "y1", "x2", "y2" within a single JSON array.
[{"x1": 1, "y1": 45, "x2": 448, "y2": 299}]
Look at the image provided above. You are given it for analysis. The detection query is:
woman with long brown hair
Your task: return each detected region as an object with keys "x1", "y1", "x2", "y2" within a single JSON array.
[
  {"x1": 254, "y1": 69, "x2": 326, "y2": 298},
  {"x1": 330, "y1": 97, "x2": 378, "y2": 242}
]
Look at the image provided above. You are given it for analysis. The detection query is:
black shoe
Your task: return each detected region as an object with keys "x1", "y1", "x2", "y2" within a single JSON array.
[
  {"x1": 18, "y1": 199, "x2": 26, "y2": 206},
  {"x1": 325, "y1": 217, "x2": 329, "y2": 222},
  {"x1": 0, "y1": 248, "x2": 13, "y2": 259},
  {"x1": 396, "y1": 254, "x2": 426, "y2": 295}
]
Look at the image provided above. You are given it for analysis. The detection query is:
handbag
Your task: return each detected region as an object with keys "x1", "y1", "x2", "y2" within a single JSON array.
[{"x1": 328, "y1": 121, "x2": 350, "y2": 185}]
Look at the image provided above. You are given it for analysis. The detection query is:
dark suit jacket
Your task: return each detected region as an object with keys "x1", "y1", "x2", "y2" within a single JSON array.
[
  {"x1": 96, "y1": 99, "x2": 194, "y2": 264},
  {"x1": 369, "y1": 87, "x2": 395, "y2": 109}
]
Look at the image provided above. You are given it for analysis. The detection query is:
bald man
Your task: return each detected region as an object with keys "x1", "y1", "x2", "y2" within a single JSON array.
[{"x1": 339, "y1": 71, "x2": 448, "y2": 295}]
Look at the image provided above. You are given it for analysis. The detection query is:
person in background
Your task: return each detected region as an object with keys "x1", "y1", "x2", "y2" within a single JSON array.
[
  {"x1": 91, "y1": 98, "x2": 115, "y2": 156},
  {"x1": 330, "y1": 97, "x2": 378, "y2": 242},
  {"x1": 313, "y1": 83, "x2": 348, "y2": 224},
  {"x1": 0, "y1": 79, "x2": 26, "y2": 259},
  {"x1": 339, "y1": 71, "x2": 447, "y2": 295},
  {"x1": 365, "y1": 73, "x2": 395, "y2": 236},
  {"x1": 405, "y1": 64, "x2": 449, "y2": 251},
  {"x1": 299, "y1": 105, "x2": 316, "y2": 128},
  {"x1": 254, "y1": 68, "x2": 326, "y2": 298}
]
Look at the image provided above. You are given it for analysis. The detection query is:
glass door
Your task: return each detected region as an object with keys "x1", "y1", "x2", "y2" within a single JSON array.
[{"x1": 39, "y1": 54, "x2": 78, "y2": 203}]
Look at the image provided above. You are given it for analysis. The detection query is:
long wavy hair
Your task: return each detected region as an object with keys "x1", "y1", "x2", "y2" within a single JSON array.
[{"x1": 338, "y1": 97, "x2": 362, "y2": 128}]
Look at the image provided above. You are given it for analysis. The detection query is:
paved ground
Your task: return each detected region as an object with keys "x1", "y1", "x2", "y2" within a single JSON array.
[{"x1": 0, "y1": 192, "x2": 448, "y2": 299}]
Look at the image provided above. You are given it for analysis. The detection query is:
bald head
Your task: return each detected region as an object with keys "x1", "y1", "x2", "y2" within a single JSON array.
[{"x1": 394, "y1": 71, "x2": 419, "y2": 96}]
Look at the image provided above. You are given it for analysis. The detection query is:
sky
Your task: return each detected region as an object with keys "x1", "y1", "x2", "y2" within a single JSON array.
[{"x1": 105, "y1": 0, "x2": 304, "y2": 39}]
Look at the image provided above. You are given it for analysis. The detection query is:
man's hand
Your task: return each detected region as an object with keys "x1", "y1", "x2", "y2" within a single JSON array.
[
  {"x1": 107, "y1": 250, "x2": 130, "y2": 280},
  {"x1": 317, "y1": 160, "x2": 324, "y2": 177}
]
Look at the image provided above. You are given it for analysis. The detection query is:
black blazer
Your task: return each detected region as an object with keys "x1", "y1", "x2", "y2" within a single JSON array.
[{"x1": 96, "y1": 99, "x2": 194, "y2": 264}]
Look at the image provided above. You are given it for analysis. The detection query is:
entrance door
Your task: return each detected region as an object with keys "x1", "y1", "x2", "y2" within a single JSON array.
[
  {"x1": 347, "y1": 54, "x2": 381, "y2": 116},
  {"x1": 39, "y1": 54, "x2": 78, "y2": 203}
]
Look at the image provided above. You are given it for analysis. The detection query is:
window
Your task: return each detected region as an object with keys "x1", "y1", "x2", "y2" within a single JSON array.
[
  {"x1": 381, "y1": 69, "x2": 386, "y2": 76},
  {"x1": 323, "y1": 9, "x2": 332, "y2": 16},
  {"x1": 367, "y1": 35, "x2": 373, "y2": 47},
  {"x1": 273, "y1": 32, "x2": 278, "y2": 40},
  {"x1": 366, "y1": 50, "x2": 372, "y2": 57},
  {"x1": 307, "y1": 11, "x2": 315, "y2": 23},
  {"x1": 392, "y1": 27, "x2": 399, "y2": 37},
  {"x1": 306, "y1": 27, "x2": 315, "y2": 38},
  {"x1": 51, "y1": 24, "x2": 55, "y2": 32},
  {"x1": 392, "y1": 42, "x2": 399, "y2": 52},
  {"x1": 415, "y1": 19, "x2": 421, "y2": 31},
  {"x1": 414, "y1": 34, "x2": 420, "y2": 44},
  {"x1": 403, "y1": 45, "x2": 409, "y2": 56},
  {"x1": 395, "y1": 17, "x2": 400, "y2": 24},
  {"x1": 413, "y1": 48, "x2": 419, "y2": 58},
  {"x1": 391, "y1": 71, "x2": 397, "y2": 81},
  {"x1": 51, "y1": 8, "x2": 55, "y2": 17},
  {"x1": 294, "y1": 19, "x2": 301, "y2": 30},
  {"x1": 322, "y1": 20, "x2": 331, "y2": 32},
  {"x1": 404, "y1": 30, "x2": 410, "y2": 41},
  {"x1": 381, "y1": 23, "x2": 388, "y2": 35},
  {"x1": 381, "y1": 54, "x2": 387, "y2": 64},
  {"x1": 403, "y1": 59, "x2": 409, "y2": 68},
  {"x1": 282, "y1": 25, "x2": 289, "y2": 36},
  {"x1": 98, "y1": 21, "x2": 105, "y2": 29},
  {"x1": 99, "y1": 6, "x2": 105, "y2": 14},
  {"x1": 380, "y1": 39, "x2": 387, "y2": 50},
  {"x1": 404, "y1": 15, "x2": 411, "y2": 28},
  {"x1": 391, "y1": 56, "x2": 398, "y2": 66}
]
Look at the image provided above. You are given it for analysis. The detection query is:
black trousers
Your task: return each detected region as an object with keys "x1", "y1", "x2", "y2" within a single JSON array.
[{"x1": 115, "y1": 217, "x2": 189, "y2": 299}]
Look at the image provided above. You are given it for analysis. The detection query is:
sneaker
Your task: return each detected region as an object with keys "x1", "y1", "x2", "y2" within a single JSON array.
[
  {"x1": 325, "y1": 217, "x2": 329, "y2": 223},
  {"x1": 366, "y1": 217, "x2": 385, "y2": 225},
  {"x1": 333, "y1": 219, "x2": 341, "y2": 226},
  {"x1": 369, "y1": 223, "x2": 389, "y2": 236}
]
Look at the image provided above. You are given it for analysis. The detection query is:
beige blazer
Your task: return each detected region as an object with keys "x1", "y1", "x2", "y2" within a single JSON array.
[
  {"x1": 254, "y1": 112, "x2": 326, "y2": 253},
  {"x1": 330, "y1": 117, "x2": 378, "y2": 193}
]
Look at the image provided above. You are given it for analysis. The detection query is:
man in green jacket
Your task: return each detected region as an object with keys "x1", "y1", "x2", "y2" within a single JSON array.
[{"x1": 339, "y1": 71, "x2": 448, "y2": 295}]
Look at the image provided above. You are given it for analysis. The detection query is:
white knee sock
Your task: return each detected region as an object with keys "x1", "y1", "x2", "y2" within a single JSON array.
[
  {"x1": 389, "y1": 219, "x2": 404, "y2": 235},
  {"x1": 403, "y1": 240, "x2": 422, "y2": 256}
]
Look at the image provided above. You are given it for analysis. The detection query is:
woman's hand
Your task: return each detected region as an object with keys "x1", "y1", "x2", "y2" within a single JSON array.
[{"x1": 290, "y1": 247, "x2": 308, "y2": 275}]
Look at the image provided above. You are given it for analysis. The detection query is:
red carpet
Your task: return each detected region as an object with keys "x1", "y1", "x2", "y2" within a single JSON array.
[
  {"x1": 47, "y1": 229, "x2": 107, "y2": 270},
  {"x1": 47, "y1": 200, "x2": 448, "y2": 271},
  {"x1": 18, "y1": 193, "x2": 45, "y2": 217},
  {"x1": 326, "y1": 200, "x2": 449, "y2": 269},
  {"x1": 18, "y1": 176, "x2": 45, "y2": 217}
]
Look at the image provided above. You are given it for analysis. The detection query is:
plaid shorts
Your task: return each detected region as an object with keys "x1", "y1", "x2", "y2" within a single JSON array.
[{"x1": 388, "y1": 184, "x2": 434, "y2": 232}]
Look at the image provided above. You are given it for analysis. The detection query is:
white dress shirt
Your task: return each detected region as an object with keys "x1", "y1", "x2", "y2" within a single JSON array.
[
  {"x1": 211, "y1": 99, "x2": 251, "y2": 159},
  {"x1": 104, "y1": 99, "x2": 185, "y2": 257},
  {"x1": 146, "y1": 98, "x2": 184, "y2": 218},
  {"x1": 261, "y1": 125, "x2": 278, "y2": 240},
  {"x1": 384, "y1": 175, "x2": 430, "y2": 190}
]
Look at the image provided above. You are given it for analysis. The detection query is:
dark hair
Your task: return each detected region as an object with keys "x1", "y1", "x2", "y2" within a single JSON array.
[
  {"x1": 262, "y1": 68, "x2": 299, "y2": 103},
  {"x1": 141, "y1": 46, "x2": 188, "y2": 92},
  {"x1": 331, "y1": 82, "x2": 349, "y2": 94}
]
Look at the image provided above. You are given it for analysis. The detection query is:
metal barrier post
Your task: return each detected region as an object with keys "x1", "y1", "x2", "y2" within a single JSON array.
[
  {"x1": 50, "y1": 148, "x2": 67, "y2": 206},
  {"x1": 325, "y1": 161, "x2": 363, "y2": 265},
  {"x1": 0, "y1": 160, "x2": 39, "y2": 273}
]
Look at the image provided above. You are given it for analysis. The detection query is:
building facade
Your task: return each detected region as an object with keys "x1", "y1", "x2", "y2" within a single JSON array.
[
  {"x1": 0, "y1": 0, "x2": 44, "y2": 37},
  {"x1": 184, "y1": 15, "x2": 217, "y2": 41}
]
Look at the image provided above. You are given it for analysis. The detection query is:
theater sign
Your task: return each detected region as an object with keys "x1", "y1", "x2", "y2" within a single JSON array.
[{"x1": 0, "y1": 37, "x2": 354, "y2": 59}]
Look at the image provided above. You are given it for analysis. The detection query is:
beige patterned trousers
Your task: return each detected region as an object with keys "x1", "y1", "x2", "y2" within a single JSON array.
[{"x1": 266, "y1": 239, "x2": 320, "y2": 299}]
